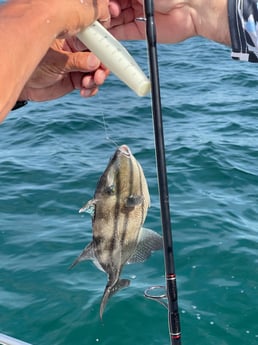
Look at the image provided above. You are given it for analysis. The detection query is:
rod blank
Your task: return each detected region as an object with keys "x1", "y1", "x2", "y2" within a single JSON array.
[{"x1": 143, "y1": 0, "x2": 182, "y2": 344}]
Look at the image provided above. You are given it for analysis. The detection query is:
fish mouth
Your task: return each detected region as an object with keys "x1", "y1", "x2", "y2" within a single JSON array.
[{"x1": 118, "y1": 145, "x2": 132, "y2": 157}]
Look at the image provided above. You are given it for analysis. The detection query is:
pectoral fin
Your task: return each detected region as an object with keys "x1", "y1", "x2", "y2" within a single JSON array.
[
  {"x1": 69, "y1": 242, "x2": 94, "y2": 270},
  {"x1": 125, "y1": 195, "x2": 144, "y2": 208},
  {"x1": 79, "y1": 199, "x2": 96, "y2": 216},
  {"x1": 127, "y1": 228, "x2": 163, "y2": 264}
]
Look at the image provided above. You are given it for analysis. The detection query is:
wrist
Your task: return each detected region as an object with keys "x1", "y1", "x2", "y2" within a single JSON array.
[{"x1": 193, "y1": 0, "x2": 231, "y2": 45}]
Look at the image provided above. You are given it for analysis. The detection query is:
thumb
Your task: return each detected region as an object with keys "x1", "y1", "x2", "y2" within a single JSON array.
[{"x1": 64, "y1": 51, "x2": 101, "y2": 72}]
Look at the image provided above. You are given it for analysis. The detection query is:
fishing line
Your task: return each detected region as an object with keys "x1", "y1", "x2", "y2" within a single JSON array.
[
  {"x1": 95, "y1": 93, "x2": 119, "y2": 148},
  {"x1": 101, "y1": 110, "x2": 118, "y2": 148},
  {"x1": 141, "y1": 0, "x2": 182, "y2": 344}
]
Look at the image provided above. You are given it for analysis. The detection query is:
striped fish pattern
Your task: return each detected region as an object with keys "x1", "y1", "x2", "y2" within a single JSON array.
[{"x1": 70, "y1": 145, "x2": 163, "y2": 318}]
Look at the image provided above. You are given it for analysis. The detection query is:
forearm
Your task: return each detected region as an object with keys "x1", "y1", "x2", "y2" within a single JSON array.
[{"x1": 0, "y1": 0, "x2": 66, "y2": 120}]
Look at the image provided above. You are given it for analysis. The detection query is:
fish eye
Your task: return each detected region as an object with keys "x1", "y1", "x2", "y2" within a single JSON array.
[{"x1": 105, "y1": 185, "x2": 115, "y2": 195}]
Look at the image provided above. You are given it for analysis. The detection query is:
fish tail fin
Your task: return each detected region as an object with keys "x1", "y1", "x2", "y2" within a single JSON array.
[
  {"x1": 68, "y1": 242, "x2": 94, "y2": 270},
  {"x1": 99, "y1": 279, "x2": 130, "y2": 319}
]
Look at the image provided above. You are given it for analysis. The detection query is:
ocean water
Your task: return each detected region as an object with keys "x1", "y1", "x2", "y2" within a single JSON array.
[{"x1": 1, "y1": 36, "x2": 258, "y2": 345}]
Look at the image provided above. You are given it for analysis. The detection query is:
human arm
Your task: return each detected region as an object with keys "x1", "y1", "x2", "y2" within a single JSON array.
[{"x1": 0, "y1": 0, "x2": 111, "y2": 121}]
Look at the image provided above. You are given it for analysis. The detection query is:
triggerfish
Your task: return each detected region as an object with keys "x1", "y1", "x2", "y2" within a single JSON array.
[{"x1": 70, "y1": 145, "x2": 163, "y2": 318}]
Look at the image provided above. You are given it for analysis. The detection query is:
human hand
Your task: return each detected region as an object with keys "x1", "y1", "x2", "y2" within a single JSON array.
[
  {"x1": 110, "y1": 0, "x2": 230, "y2": 45},
  {"x1": 109, "y1": 0, "x2": 197, "y2": 43},
  {"x1": 18, "y1": 1, "x2": 122, "y2": 102},
  {"x1": 19, "y1": 38, "x2": 109, "y2": 102}
]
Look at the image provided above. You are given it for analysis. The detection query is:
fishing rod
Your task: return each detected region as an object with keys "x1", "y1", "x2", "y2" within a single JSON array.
[{"x1": 142, "y1": 0, "x2": 182, "y2": 344}]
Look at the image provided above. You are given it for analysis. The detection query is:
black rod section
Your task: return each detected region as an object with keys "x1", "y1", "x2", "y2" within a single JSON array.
[{"x1": 143, "y1": 1, "x2": 181, "y2": 344}]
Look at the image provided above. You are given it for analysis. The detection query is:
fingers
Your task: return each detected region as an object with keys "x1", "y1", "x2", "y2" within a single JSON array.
[
  {"x1": 96, "y1": 0, "x2": 111, "y2": 26},
  {"x1": 108, "y1": 0, "x2": 145, "y2": 39},
  {"x1": 65, "y1": 49, "x2": 109, "y2": 83},
  {"x1": 70, "y1": 63, "x2": 109, "y2": 98},
  {"x1": 65, "y1": 50, "x2": 102, "y2": 72},
  {"x1": 109, "y1": 1, "x2": 121, "y2": 18},
  {"x1": 72, "y1": 68, "x2": 107, "y2": 88}
]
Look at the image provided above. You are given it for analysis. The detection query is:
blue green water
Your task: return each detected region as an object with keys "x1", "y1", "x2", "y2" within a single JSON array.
[{"x1": 0, "y1": 37, "x2": 258, "y2": 345}]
